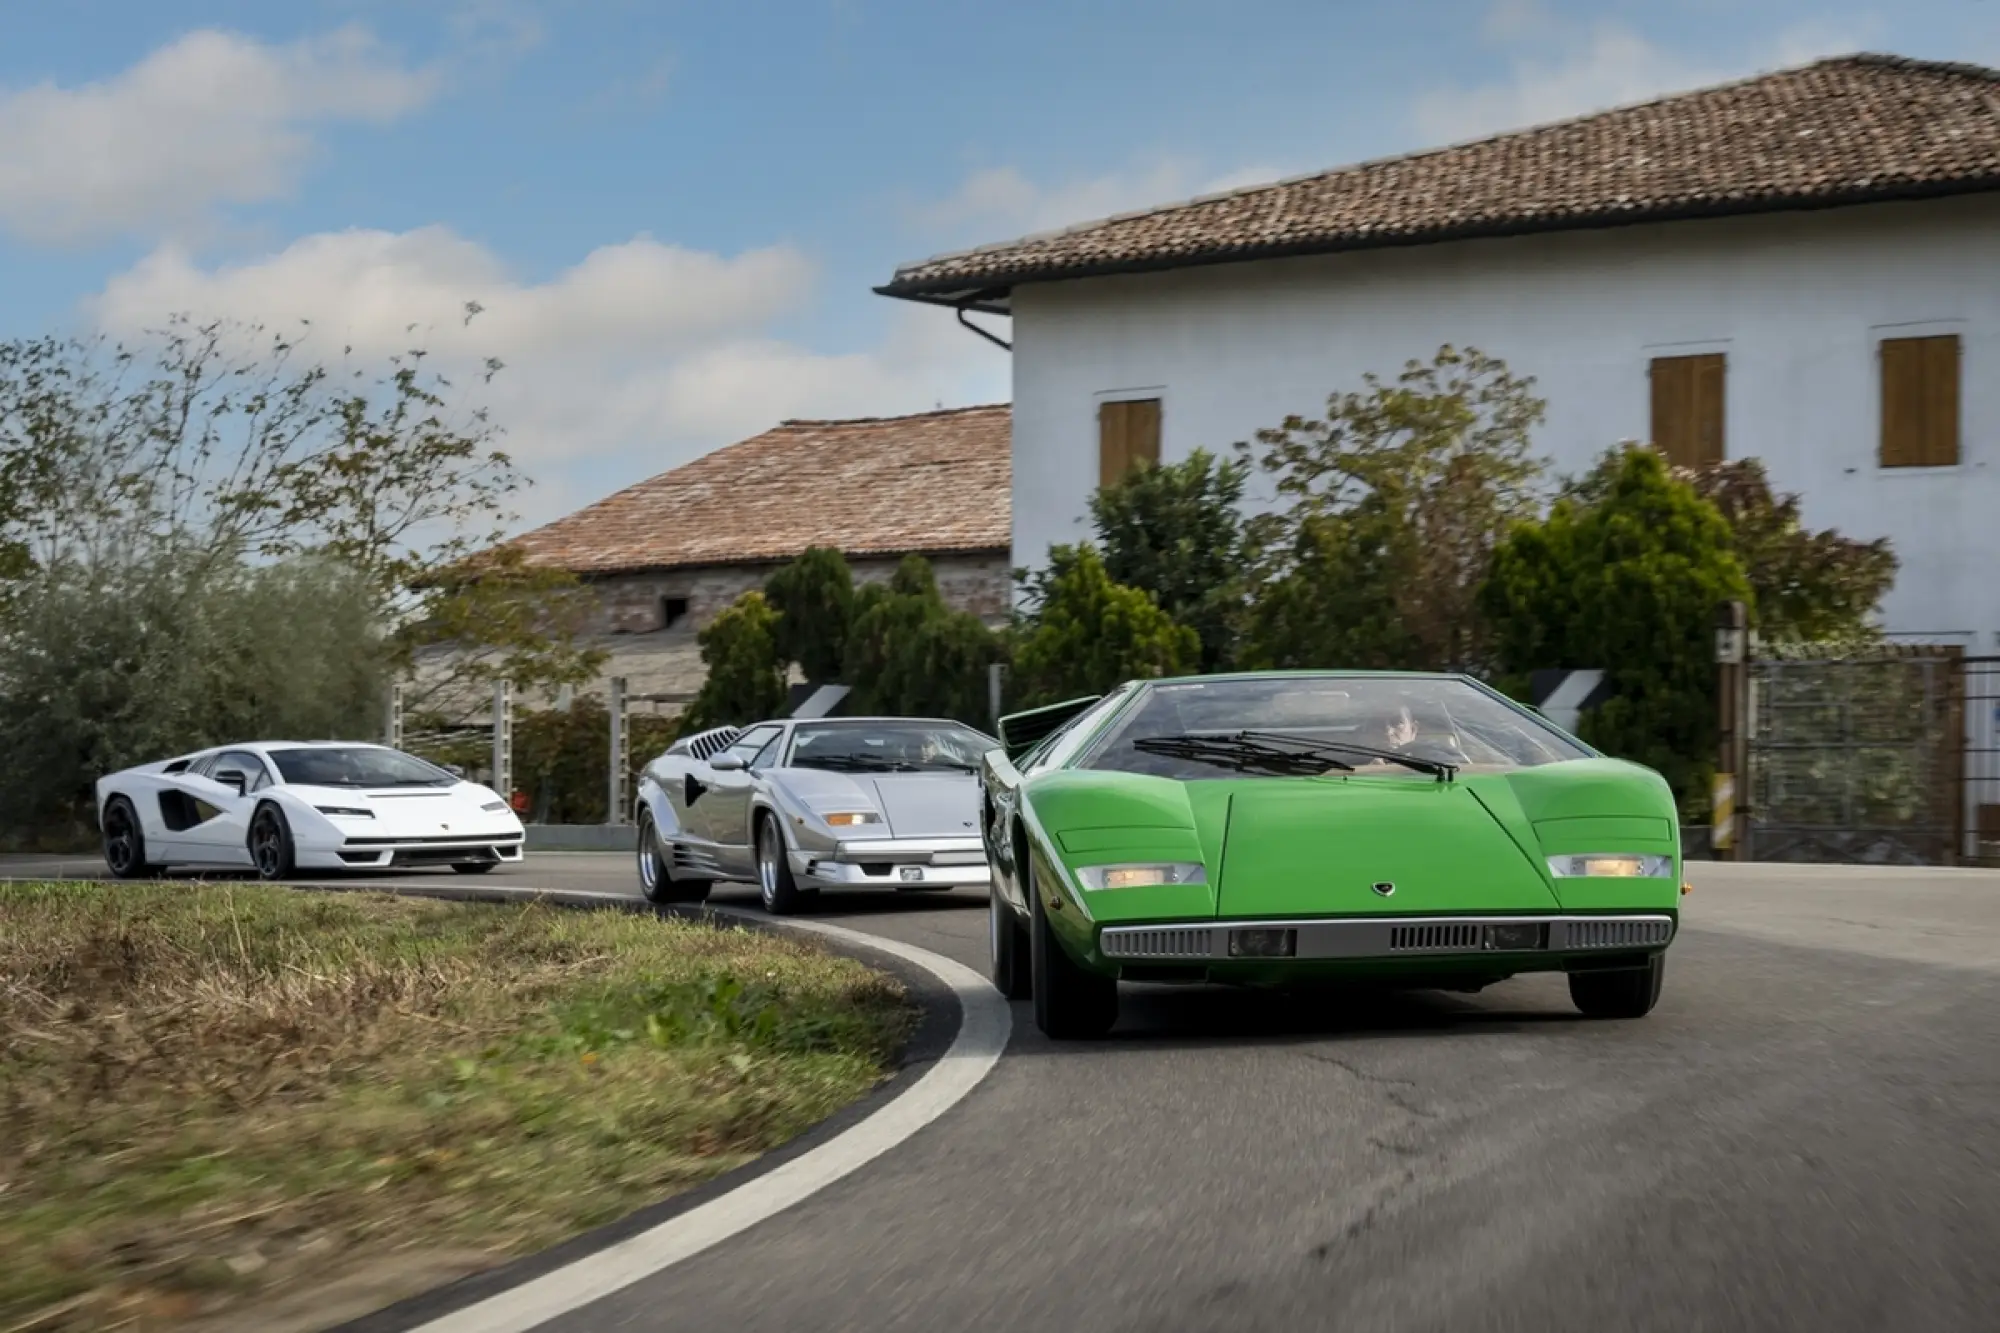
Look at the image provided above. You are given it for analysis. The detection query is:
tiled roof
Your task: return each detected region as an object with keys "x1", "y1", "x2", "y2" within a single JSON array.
[
  {"x1": 509, "y1": 404, "x2": 1011, "y2": 576},
  {"x1": 880, "y1": 54, "x2": 2000, "y2": 303}
]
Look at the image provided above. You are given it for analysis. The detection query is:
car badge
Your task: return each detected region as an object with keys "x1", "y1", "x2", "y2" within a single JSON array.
[
  {"x1": 440, "y1": 822, "x2": 450, "y2": 831},
  {"x1": 1371, "y1": 881, "x2": 1396, "y2": 897}
]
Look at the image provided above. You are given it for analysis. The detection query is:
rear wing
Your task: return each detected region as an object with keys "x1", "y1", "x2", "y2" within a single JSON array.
[{"x1": 996, "y1": 695, "x2": 1102, "y2": 760}]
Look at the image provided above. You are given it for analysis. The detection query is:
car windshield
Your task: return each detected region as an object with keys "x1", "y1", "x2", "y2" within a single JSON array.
[
  {"x1": 787, "y1": 722, "x2": 997, "y2": 774},
  {"x1": 1080, "y1": 676, "x2": 1590, "y2": 779},
  {"x1": 267, "y1": 746, "x2": 457, "y2": 788}
]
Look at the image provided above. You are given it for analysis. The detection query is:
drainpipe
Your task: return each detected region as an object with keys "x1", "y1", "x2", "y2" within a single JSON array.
[{"x1": 953, "y1": 294, "x2": 1012, "y2": 352}]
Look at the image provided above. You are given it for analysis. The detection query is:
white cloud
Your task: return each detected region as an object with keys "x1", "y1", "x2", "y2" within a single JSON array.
[
  {"x1": 0, "y1": 26, "x2": 439, "y2": 246},
  {"x1": 917, "y1": 157, "x2": 1287, "y2": 246},
  {"x1": 86, "y1": 227, "x2": 1008, "y2": 530},
  {"x1": 1413, "y1": 13, "x2": 1870, "y2": 144}
]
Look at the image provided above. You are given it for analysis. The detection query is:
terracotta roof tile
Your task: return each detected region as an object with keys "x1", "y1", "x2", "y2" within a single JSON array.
[
  {"x1": 880, "y1": 54, "x2": 2000, "y2": 301},
  {"x1": 509, "y1": 404, "x2": 1010, "y2": 576}
]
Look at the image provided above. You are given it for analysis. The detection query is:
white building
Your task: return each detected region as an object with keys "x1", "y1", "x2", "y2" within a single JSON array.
[{"x1": 878, "y1": 53, "x2": 2000, "y2": 652}]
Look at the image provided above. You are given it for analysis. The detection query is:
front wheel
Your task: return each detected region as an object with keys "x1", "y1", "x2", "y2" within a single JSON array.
[
  {"x1": 1027, "y1": 859, "x2": 1117, "y2": 1039},
  {"x1": 637, "y1": 814, "x2": 709, "y2": 904},
  {"x1": 248, "y1": 804, "x2": 297, "y2": 881},
  {"x1": 756, "y1": 815, "x2": 807, "y2": 915},
  {"x1": 1569, "y1": 954, "x2": 1666, "y2": 1018},
  {"x1": 989, "y1": 886, "x2": 1030, "y2": 1000},
  {"x1": 101, "y1": 796, "x2": 156, "y2": 880}
]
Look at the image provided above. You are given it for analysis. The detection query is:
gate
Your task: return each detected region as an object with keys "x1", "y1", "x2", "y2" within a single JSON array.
[
  {"x1": 1963, "y1": 656, "x2": 2000, "y2": 866},
  {"x1": 1746, "y1": 647, "x2": 1964, "y2": 865}
]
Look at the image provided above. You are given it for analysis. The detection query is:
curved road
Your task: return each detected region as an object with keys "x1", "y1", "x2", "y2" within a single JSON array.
[{"x1": 11, "y1": 852, "x2": 2000, "y2": 1331}]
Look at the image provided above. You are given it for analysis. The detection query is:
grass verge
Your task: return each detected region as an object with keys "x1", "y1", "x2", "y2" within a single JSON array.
[{"x1": 0, "y1": 880, "x2": 916, "y2": 1332}]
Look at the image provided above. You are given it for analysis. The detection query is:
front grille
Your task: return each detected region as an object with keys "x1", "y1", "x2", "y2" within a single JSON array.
[
  {"x1": 1566, "y1": 918, "x2": 1673, "y2": 949},
  {"x1": 1388, "y1": 923, "x2": 1483, "y2": 953},
  {"x1": 1102, "y1": 928, "x2": 1214, "y2": 960}
]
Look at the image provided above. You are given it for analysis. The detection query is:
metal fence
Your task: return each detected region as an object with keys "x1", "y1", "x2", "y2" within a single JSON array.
[
  {"x1": 1746, "y1": 648, "x2": 1965, "y2": 865},
  {"x1": 1963, "y1": 656, "x2": 2000, "y2": 866}
]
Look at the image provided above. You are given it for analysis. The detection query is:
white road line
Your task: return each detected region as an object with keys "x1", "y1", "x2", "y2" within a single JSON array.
[{"x1": 406, "y1": 904, "x2": 1011, "y2": 1333}]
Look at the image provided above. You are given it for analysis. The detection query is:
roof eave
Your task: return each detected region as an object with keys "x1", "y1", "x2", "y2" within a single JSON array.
[{"x1": 876, "y1": 177, "x2": 2000, "y2": 302}]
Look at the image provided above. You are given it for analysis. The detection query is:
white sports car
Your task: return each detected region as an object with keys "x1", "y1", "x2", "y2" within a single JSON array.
[{"x1": 95, "y1": 741, "x2": 526, "y2": 880}]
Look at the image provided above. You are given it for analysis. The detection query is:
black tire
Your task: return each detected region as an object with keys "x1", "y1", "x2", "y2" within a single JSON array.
[
  {"x1": 451, "y1": 861, "x2": 497, "y2": 874},
  {"x1": 637, "y1": 814, "x2": 710, "y2": 905},
  {"x1": 248, "y1": 804, "x2": 297, "y2": 881},
  {"x1": 755, "y1": 814, "x2": 807, "y2": 916},
  {"x1": 1569, "y1": 953, "x2": 1666, "y2": 1018},
  {"x1": 989, "y1": 884, "x2": 1031, "y2": 1000},
  {"x1": 1027, "y1": 852, "x2": 1117, "y2": 1039},
  {"x1": 101, "y1": 796, "x2": 156, "y2": 880}
]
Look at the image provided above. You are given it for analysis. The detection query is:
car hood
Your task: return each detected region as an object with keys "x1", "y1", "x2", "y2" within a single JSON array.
[
  {"x1": 774, "y1": 768, "x2": 980, "y2": 838},
  {"x1": 288, "y1": 782, "x2": 521, "y2": 835},
  {"x1": 1215, "y1": 779, "x2": 1561, "y2": 917}
]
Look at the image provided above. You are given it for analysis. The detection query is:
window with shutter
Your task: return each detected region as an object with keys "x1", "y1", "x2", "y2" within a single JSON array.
[
  {"x1": 1649, "y1": 353, "x2": 1725, "y2": 468},
  {"x1": 1879, "y1": 335, "x2": 1960, "y2": 468},
  {"x1": 1098, "y1": 398, "x2": 1162, "y2": 489}
]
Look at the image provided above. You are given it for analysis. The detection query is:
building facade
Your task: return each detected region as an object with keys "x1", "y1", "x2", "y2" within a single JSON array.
[{"x1": 878, "y1": 54, "x2": 2000, "y2": 651}]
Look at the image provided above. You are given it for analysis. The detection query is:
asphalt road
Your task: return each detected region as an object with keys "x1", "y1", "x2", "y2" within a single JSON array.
[{"x1": 11, "y1": 852, "x2": 2000, "y2": 1332}]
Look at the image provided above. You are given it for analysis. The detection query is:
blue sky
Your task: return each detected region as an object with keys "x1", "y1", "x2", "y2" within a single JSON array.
[{"x1": 2, "y1": 0, "x2": 1992, "y2": 528}]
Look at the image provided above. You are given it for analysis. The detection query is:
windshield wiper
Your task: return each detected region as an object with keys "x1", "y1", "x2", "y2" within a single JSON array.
[
  {"x1": 1130, "y1": 734, "x2": 1357, "y2": 777},
  {"x1": 798, "y1": 754, "x2": 925, "y2": 774},
  {"x1": 1238, "y1": 731, "x2": 1459, "y2": 782}
]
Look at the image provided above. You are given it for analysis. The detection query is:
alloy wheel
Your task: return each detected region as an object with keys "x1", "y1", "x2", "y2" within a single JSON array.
[{"x1": 103, "y1": 803, "x2": 136, "y2": 875}]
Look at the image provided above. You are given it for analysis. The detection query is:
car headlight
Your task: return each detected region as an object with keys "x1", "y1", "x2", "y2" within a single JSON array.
[
  {"x1": 1546, "y1": 853, "x2": 1673, "y2": 879},
  {"x1": 1076, "y1": 862, "x2": 1208, "y2": 890},
  {"x1": 316, "y1": 806, "x2": 373, "y2": 818},
  {"x1": 821, "y1": 811, "x2": 881, "y2": 827},
  {"x1": 481, "y1": 800, "x2": 510, "y2": 812}
]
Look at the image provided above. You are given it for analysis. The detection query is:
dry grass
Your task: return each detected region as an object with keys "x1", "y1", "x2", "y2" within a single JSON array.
[{"x1": 0, "y1": 880, "x2": 915, "y2": 1332}]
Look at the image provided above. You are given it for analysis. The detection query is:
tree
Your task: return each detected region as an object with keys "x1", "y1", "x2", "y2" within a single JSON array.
[
  {"x1": 0, "y1": 315, "x2": 606, "y2": 715},
  {"x1": 1088, "y1": 448, "x2": 1249, "y2": 672},
  {"x1": 1481, "y1": 445, "x2": 1752, "y2": 815},
  {"x1": 1237, "y1": 345, "x2": 1548, "y2": 673},
  {"x1": 678, "y1": 591, "x2": 788, "y2": 731},
  {"x1": 1681, "y1": 457, "x2": 1896, "y2": 644},
  {"x1": 764, "y1": 546, "x2": 856, "y2": 681},
  {"x1": 1238, "y1": 499, "x2": 1420, "y2": 671},
  {"x1": 1010, "y1": 544, "x2": 1199, "y2": 709},
  {"x1": 0, "y1": 557, "x2": 388, "y2": 842},
  {"x1": 844, "y1": 556, "x2": 1005, "y2": 727}
]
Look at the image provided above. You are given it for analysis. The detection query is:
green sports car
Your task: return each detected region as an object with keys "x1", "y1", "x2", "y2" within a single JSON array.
[{"x1": 979, "y1": 670, "x2": 1687, "y2": 1039}]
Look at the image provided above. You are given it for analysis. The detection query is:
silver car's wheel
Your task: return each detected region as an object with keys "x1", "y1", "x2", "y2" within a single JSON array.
[
  {"x1": 755, "y1": 816, "x2": 806, "y2": 915},
  {"x1": 637, "y1": 814, "x2": 708, "y2": 905}
]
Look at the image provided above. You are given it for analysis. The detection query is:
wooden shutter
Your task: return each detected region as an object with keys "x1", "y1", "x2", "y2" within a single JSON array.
[
  {"x1": 1649, "y1": 353, "x2": 1725, "y2": 468},
  {"x1": 1880, "y1": 335, "x2": 1960, "y2": 468},
  {"x1": 1098, "y1": 398, "x2": 1161, "y2": 489}
]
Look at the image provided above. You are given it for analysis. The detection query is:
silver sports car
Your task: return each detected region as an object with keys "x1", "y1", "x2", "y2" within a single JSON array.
[{"x1": 633, "y1": 715, "x2": 997, "y2": 914}]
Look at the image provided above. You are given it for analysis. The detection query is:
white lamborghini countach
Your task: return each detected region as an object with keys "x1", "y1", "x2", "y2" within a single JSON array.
[{"x1": 95, "y1": 741, "x2": 526, "y2": 879}]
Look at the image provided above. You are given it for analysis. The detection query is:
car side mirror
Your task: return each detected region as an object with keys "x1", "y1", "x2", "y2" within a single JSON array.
[
  {"x1": 445, "y1": 763, "x2": 466, "y2": 779},
  {"x1": 710, "y1": 753, "x2": 747, "y2": 772},
  {"x1": 216, "y1": 770, "x2": 247, "y2": 795}
]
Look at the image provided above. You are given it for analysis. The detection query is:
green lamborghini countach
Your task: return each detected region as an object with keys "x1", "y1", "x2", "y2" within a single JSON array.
[{"x1": 979, "y1": 671, "x2": 1687, "y2": 1039}]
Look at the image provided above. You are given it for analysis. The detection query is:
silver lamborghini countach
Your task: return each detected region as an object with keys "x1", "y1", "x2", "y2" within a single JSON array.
[{"x1": 632, "y1": 715, "x2": 997, "y2": 914}]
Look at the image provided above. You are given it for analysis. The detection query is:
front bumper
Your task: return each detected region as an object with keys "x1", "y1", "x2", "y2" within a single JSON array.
[
  {"x1": 329, "y1": 832, "x2": 527, "y2": 869},
  {"x1": 795, "y1": 836, "x2": 991, "y2": 889},
  {"x1": 1098, "y1": 913, "x2": 1675, "y2": 963}
]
